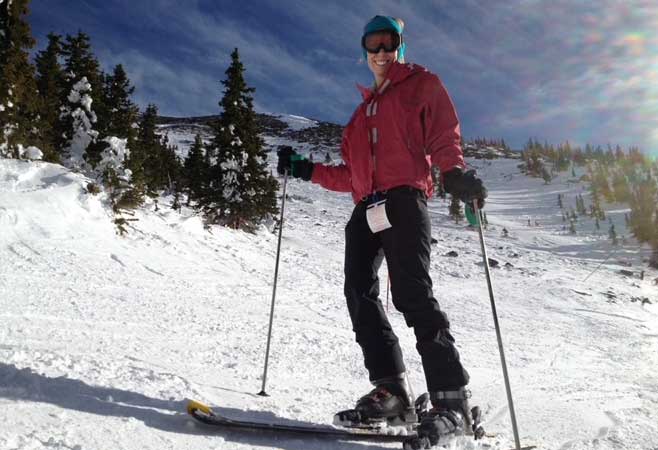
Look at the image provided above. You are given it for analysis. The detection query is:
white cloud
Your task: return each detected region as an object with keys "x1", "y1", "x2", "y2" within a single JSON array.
[
  {"x1": 98, "y1": 48, "x2": 218, "y2": 116},
  {"x1": 36, "y1": 0, "x2": 658, "y2": 149}
]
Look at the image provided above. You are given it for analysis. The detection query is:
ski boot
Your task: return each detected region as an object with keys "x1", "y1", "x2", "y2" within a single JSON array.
[
  {"x1": 334, "y1": 375, "x2": 417, "y2": 432},
  {"x1": 403, "y1": 388, "x2": 485, "y2": 450}
]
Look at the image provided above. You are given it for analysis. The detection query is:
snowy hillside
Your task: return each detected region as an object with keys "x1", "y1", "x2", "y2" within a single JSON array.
[{"x1": 1, "y1": 122, "x2": 657, "y2": 450}]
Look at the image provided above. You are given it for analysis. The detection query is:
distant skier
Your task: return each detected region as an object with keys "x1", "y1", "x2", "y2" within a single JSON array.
[{"x1": 277, "y1": 15, "x2": 487, "y2": 447}]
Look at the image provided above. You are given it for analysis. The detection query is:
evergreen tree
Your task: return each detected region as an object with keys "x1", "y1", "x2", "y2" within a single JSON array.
[
  {"x1": 584, "y1": 143, "x2": 593, "y2": 161},
  {"x1": 157, "y1": 133, "x2": 183, "y2": 193},
  {"x1": 87, "y1": 63, "x2": 141, "y2": 210},
  {"x1": 608, "y1": 223, "x2": 617, "y2": 245},
  {"x1": 129, "y1": 104, "x2": 182, "y2": 197},
  {"x1": 594, "y1": 145, "x2": 604, "y2": 162},
  {"x1": 183, "y1": 133, "x2": 207, "y2": 205},
  {"x1": 59, "y1": 76, "x2": 98, "y2": 169},
  {"x1": 437, "y1": 178, "x2": 446, "y2": 199},
  {"x1": 628, "y1": 173, "x2": 657, "y2": 245},
  {"x1": 431, "y1": 166, "x2": 441, "y2": 197},
  {"x1": 611, "y1": 170, "x2": 631, "y2": 204},
  {"x1": 449, "y1": 195, "x2": 462, "y2": 223},
  {"x1": 34, "y1": 32, "x2": 65, "y2": 162},
  {"x1": 202, "y1": 48, "x2": 277, "y2": 230},
  {"x1": 591, "y1": 162, "x2": 613, "y2": 201},
  {"x1": 576, "y1": 195, "x2": 587, "y2": 215},
  {"x1": 61, "y1": 32, "x2": 104, "y2": 109},
  {"x1": 590, "y1": 180, "x2": 603, "y2": 218},
  {"x1": 614, "y1": 144, "x2": 624, "y2": 161},
  {"x1": 0, "y1": 0, "x2": 42, "y2": 158},
  {"x1": 605, "y1": 145, "x2": 615, "y2": 164},
  {"x1": 0, "y1": 0, "x2": 6, "y2": 45},
  {"x1": 172, "y1": 189, "x2": 181, "y2": 212},
  {"x1": 97, "y1": 135, "x2": 133, "y2": 226},
  {"x1": 60, "y1": 32, "x2": 104, "y2": 167},
  {"x1": 573, "y1": 147, "x2": 585, "y2": 166},
  {"x1": 650, "y1": 208, "x2": 658, "y2": 269},
  {"x1": 131, "y1": 104, "x2": 159, "y2": 197},
  {"x1": 103, "y1": 64, "x2": 138, "y2": 143}
]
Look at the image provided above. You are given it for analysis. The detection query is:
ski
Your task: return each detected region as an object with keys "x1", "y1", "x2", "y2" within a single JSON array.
[
  {"x1": 186, "y1": 399, "x2": 537, "y2": 449},
  {"x1": 186, "y1": 399, "x2": 411, "y2": 442}
]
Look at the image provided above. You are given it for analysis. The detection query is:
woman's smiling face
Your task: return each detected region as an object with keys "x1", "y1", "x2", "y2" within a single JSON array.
[{"x1": 367, "y1": 47, "x2": 398, "y2": 84}]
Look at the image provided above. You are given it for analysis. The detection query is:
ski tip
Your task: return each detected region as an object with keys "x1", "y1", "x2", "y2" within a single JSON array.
[{"x1": 187, "y1": 399, "x2": 213, "y2": 416}]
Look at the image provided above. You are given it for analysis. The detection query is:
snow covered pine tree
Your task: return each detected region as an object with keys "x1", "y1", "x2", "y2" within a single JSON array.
[{"x1": 200, "y1": 48, "x2": 277, "y2": 231}]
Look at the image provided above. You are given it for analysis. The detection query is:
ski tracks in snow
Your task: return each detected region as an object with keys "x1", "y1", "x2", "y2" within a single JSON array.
[{"x1": 2, "y1": 156, "x2": 658, "y2": 450}]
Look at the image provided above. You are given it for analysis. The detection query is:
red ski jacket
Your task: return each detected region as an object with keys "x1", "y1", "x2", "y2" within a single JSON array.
[{"x1": 311, "y1": 61, "x2": 465, "y2": 203}]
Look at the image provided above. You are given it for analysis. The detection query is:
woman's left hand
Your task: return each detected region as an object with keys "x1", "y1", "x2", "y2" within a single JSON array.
[{"x1": 442, "y1": 169, "x2": 488, "y2": 208}]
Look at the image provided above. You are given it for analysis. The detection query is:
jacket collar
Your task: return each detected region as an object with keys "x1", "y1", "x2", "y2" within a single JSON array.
[{"x1": 356, "y1": 61, "x2": 426, "y2": 101}]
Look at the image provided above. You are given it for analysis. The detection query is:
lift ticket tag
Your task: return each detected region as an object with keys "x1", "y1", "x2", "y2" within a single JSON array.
[{"x1": 366, "y1": 200, "x2": 392, "y2": 233}]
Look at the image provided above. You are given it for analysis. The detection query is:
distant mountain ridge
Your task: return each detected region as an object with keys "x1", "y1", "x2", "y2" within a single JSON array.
[{"x1": 156, "y1": 113, "x2": 518, "y2": 159}]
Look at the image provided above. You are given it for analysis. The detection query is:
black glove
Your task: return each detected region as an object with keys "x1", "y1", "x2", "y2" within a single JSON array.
[
  {"x1": 276, "y1": 145, "x2": 314, "y2": 181},
  {"x1": 442, "y1": 168, "x2": 487, "y2": 209}
]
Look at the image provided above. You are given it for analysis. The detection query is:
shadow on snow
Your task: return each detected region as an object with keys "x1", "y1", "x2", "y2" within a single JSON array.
[{"x1": 0, "y1": 362, "x2": 380, "y2": 449}]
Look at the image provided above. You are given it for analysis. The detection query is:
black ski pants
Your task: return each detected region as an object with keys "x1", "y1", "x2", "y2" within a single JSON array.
[{"x1": 344, "y1": 186, "x2": 470, "y2": 392}]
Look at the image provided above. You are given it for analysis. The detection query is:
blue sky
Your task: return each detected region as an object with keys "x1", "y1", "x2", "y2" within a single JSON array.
[{"x1": 29, "y1": 0, "x2": 658, "y2": 154}]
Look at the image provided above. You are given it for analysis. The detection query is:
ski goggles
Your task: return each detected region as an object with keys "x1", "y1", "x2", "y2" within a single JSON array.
[{"x1": 361, "y1": 30, "x2": 403, "y2": 54}]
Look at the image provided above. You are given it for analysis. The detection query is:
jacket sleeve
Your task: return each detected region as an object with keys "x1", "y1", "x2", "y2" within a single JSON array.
[
  {"x1": 311, "y1": 164, "x2": 351, "y2": 192},
  {"x1": 422, "y1": 75, "x2": 466, "y2": 173},
  {"x1": 310, "y1": 134, "x2": 352, "y2": 192}
]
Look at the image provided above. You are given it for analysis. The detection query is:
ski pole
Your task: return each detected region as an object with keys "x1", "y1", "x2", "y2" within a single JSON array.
[
  {"x1": 258, "y1": 170, "x2": 289, "y2": 397},
  {"x1": 473, "y1": 203, "x2": 522, "y2": 450}
]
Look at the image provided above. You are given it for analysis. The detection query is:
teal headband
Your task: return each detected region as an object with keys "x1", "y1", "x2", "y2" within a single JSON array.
[{"x1": 362, "y1": 15, "x2": 406, "y2": 62}]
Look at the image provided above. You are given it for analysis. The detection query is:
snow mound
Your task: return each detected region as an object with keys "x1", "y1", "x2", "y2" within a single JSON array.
[
  {"x1": 0, "y1": 159, "x2": 111, "y2": 243},
  {"x1": 275, "y1": 114, "x2": 318, "y2": 131}
]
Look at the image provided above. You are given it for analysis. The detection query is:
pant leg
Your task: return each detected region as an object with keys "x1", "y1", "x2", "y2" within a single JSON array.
[
  {"x1": 344, "y1": 202, "x2": 406, "y2": 382},
  {"x1": 380, "y1": 188, "x2": 470, "y2": 392}
]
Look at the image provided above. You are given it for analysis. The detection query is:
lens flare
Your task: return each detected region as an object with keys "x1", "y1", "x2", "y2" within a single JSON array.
[
  {"x1": 619, "y1": 32, "x2": 646, "y2": 57},
  {"x1": 592, "y1": 6, "x2": 658, "y2": 154},
  {"x1": 513, "y1": 2, "x2": 658, "y2": 154}
]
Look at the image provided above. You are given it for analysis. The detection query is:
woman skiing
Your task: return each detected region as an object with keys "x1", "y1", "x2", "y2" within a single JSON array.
[{"x1": 277, "y1": 15, "x2": 487, "y2": 447}]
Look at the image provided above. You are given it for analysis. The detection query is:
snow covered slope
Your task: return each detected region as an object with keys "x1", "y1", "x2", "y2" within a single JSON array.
[{"x1": 1, "y1": 129, "x2": 657, "y2": 450}]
